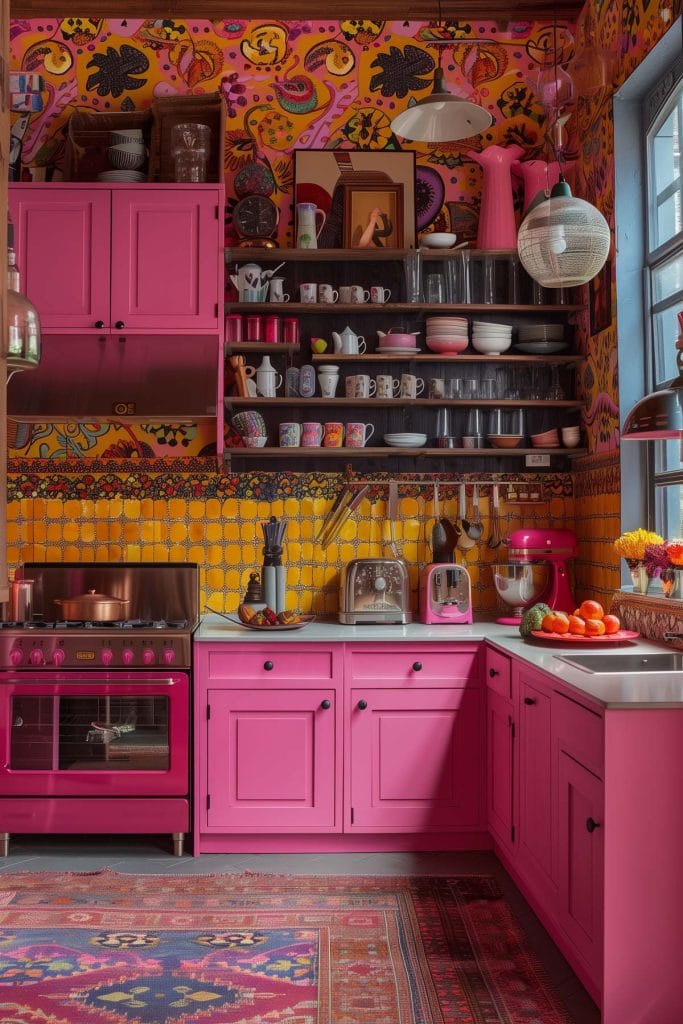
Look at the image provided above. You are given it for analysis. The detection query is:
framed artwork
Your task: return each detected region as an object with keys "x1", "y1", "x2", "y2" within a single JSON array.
[{"x1": 293, "y1": 149, "x2": 416, "y2": 249}]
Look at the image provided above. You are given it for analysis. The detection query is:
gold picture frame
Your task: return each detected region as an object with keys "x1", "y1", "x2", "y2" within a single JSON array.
[{"x1": 342, "y1": 182, "x2": 404, "y2": 249}]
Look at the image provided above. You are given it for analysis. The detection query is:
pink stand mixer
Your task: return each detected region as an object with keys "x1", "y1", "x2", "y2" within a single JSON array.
[{"x1": 493, "y1": 527, "x2": 578, "y2": 625}]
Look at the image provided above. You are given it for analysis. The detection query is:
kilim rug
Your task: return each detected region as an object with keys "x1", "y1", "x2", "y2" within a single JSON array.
[{"x1": 0, "y1": 869, "x2": 572, "y2": 1023}]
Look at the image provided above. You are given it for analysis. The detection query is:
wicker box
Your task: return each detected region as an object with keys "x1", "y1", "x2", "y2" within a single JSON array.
[
  {"x1": 148, "y1": 93, "x2": 225, "y2": 183},
  {"x1": 63, "y1": 108, "x2": 153, "y2": 181}
]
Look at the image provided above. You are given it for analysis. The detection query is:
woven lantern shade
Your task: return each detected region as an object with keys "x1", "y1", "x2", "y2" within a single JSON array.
[{"x1": 517, "y1": 180, "x2": 611, "y2": 288}]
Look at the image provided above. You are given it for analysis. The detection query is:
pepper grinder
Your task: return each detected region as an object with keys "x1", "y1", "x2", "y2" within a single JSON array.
[{"x1": 261, "y1": 515, "x2": 286, "y2": 613}]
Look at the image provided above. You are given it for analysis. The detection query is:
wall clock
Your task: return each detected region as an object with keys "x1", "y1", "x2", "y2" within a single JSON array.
[{"x1": 233, "y1": 194, "x2": 279, "y2": 244}]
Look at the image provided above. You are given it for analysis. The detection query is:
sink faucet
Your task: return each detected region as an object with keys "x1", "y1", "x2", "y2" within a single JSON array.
[{"x1": 662, "y1": 631, "x2": 683, "y2": 642}]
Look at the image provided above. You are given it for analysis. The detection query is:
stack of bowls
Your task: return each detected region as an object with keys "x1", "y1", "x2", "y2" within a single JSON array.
[
  {"x1": 425, "y1": 316, "x2": 468, "y2": 354},
  {"x1": 471, "y1": 321, "x2": 513, "y2": 354},
  {"x1": 99, "y1": 129, "x2": 147, "y2": 182},
  {"x1": 231, "y1": 410, "x2": 268, "y2": 447},
  {"x1": 515, "y1": 323, "x2": 566, "y2": 354},
  {"x1": 383, "y1": 432, "x2": 427, "y2": 448},
  {"x1": 561, "y1": 426, "x2": 581, "y2": 448},
  {"x1": 530, "y1": 427, "x2": 560, "y2": 448}
]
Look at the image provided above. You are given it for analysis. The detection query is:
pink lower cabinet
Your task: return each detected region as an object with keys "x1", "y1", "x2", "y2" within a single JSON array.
[
  {"x1": 346, "y1": 644, "x2": 484, "y2": 833},
  {"x1": 486, "y1": 686, "x2": 515, "y2": 855},
  {"x1": 517, "y1": 669, "x2": 556, "y2": 896}
]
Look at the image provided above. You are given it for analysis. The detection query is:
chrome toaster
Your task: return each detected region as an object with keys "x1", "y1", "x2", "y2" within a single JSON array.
[{"x1": 339, "y1": 557, "x2": 412, "y2": 624}]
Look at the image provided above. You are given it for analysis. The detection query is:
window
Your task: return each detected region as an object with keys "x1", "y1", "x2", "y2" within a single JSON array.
[{"x1": 645, "y1": 62, "x2": 683, "y2": 538}]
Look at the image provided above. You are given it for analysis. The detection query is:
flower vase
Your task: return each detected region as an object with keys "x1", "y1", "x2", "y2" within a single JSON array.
[
  {"x1": 512, "y1": 159, "x2": 561, "y2": 213},
  {"x1": 626, "y1": 559, "x2": 651, "y2": 595},
  {"x1": 661, "y1": 567, "x2": 683, "y2": 599},
  {"x1": 467, "y1": 144, "x2": 525, "y2": 250}
]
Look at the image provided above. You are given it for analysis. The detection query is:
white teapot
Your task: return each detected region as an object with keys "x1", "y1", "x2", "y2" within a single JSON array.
[
  {"x1": 229, "y1": 261, "x2": 285, "y2": 301},
  {"x1": 332, "y1": 326, "x2": 366, "y2": 355}
]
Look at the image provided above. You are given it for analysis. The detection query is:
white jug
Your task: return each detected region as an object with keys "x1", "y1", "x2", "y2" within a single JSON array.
[
  {"x1": 296, "y1": 203, "x2": 326, "y2": 249},
  {"x1": 332, "y1": 326, "x2": 366, "y2": 355},
  {"x1": 245, "y1": 354, "x2": 283, "y2": 397}
]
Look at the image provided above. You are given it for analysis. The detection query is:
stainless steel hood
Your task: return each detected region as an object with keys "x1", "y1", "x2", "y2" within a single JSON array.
[{"x1": 7, "y1": 333, "x2": 219, "y2": 421}]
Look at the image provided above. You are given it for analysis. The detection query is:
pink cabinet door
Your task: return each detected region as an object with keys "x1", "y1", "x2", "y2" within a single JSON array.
[
  {"x1": 206, "y1": 688, "x2": 338, "y2": 831},
  {"x1": 111, "y1": 189, "x2": 221, "y2": 331},
  {"x1": 9, "y1": 185, "x2": 111, "y2": 330},
  {"x1": 518, "y1": 673, "x2": 555, "y2": 888},
  {"x1": 486, "y1": 686, "x2": 515, "y2": 854},
  {"x1": 349, "y1": 686, "x2": 482, "y2": 831},
  {"x1": 557, "y1": 752, "x2": 604, "y2": 988}
]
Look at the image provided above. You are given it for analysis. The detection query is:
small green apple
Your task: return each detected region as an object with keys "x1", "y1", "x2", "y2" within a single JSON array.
[{"x1": 311, "y1": 337, "x2": 328, "y2": 353}]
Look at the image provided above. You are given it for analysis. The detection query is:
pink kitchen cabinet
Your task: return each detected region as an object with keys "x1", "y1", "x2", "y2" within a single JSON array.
[
  {"x1": 517, "y1": 668, "x2": 556, "y2": 897},
  {"x1": 486, "y1": 684, "x2": 515, "y2": 854},
  {"x1": 9, "y1": 183, "x2": 223, "y2": 334},
  {"x1": 346, "y1": 644, "x2": 484, "y2": 832}
]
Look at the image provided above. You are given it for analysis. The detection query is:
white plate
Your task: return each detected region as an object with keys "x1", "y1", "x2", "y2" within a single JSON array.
[
  {"x1": 384, "y1": 433, "x2": 427, "y2": 441},
  {"x1": 376, "y1": 346, "x2": 421, "y2": 354},
  {"x1": 384, "y1": 434, "x2": 427, "y2": 446},
  {"x1": 515, "y1": 341, "x2": 569, "y2": 354}
]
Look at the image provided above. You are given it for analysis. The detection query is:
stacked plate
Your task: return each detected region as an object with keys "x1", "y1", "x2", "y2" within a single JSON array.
[
  {"x1": 97, "y1": 170, "x2": 147, "y2": 183},
  {"x1": 471, "y1": 320, "x2": 513, "y2": 355},
  {"x1": 384, "y1": 432, "x2": 427, "y2": 448},
  {"x1": 425, "y1": 316, "x2": 468, "y2": 355},
  {"x1": 516, "y1": 323, "x2": 567, "y2": 355}
]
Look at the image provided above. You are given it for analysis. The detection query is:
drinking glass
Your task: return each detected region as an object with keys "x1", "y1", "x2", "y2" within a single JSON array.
[
  {"x1": 425, "y1": 273, "x2": 445, "y2": 304},
  {"x1": 404, "y1": 250, "x2": 422, "y2": 302},
  {"x1": 466, "y1": 408, "x2": 485, "y2": 438}
]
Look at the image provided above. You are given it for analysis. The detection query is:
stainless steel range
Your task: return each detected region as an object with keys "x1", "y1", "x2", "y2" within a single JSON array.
[{"x1": 0, "y1": 562, "x2": 198, "y2": 857}]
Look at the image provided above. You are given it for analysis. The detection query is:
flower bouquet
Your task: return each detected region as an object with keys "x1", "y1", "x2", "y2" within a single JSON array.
[
  {"x1": 614, "y1": 529, "x2": 664, "y2": 593},
  {"x1": 661, "y1": 540, "x2": 683, "y2": 598}
]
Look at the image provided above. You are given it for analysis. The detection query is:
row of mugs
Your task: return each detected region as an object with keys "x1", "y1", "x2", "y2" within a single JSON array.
[
  {"x1": 279, "y1": 421, "x2": 374, "y2": 448},
  {"x1": 345, "y1": 373, "x2": 425, "y2": 399},
  {"x1": 299, "y1": 283, "x2": 391, "y2": 305}
]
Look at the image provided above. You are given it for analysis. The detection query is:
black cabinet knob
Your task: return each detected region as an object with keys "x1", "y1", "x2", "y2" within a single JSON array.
[
  {"x1": 524, "y1": 696, "x2": 536, "y2": 705},
  {"x1": 95, "y1": 320, "x2": 105, "y2": 329},
  {"x1": 586, "y1": 817, "x2": 601, "y2": 833},
  {"x1": 412, "y1": 661, "x2": 423, "y2": 672},
  {"x1": 263, "y1": 660, "x2": 274, "y2": 671},
  {"x1": 320, "y1": 699, "x2": 331, "y2": 710},
  {"x1": 357, "y1": 699, "x2": 368, "y2": 710},
  {"x1": 489, "y1": 667, "x2": 499, "y2": 677},
  {"x1": 115, "y1": 320, "x2": 125, "y2": 330}
]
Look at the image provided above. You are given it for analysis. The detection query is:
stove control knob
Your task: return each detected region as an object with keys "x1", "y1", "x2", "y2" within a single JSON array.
[
  {"x1": 29, "y1": 648, "x2": 44, "y2": 666},
  {"x1": 162, "y1": 648, "x2": 176, "y2": 665},
  {"x1": 10, "y1": 647, "x2": 23, "y2": 667},
  {"x1": 122, "y1": 648, "x2": 135, "y2": 666},
  {"x1": 142, "y1": 648, "x2": 156, "y2": 666},
  {"x1": 101, "y1": 648, "x2": 114, "y2": 667},
  {"x1": 52, "y1": 648, "x2": 65, "y2": 667}
]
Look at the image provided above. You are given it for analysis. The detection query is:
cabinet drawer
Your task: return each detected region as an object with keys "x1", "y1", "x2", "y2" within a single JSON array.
[
  {"x1": 347, "y1": 646, "x2": 480, "y2": 684},
  {"x1": 206, "y1": 647, "x2": 334, "y2": 681},
  {"x1": 486, "y1": 648, "x2": 511, "y2": 698},
  {"x1": 554, "y1": 693, "x2": 604, "y2": 778}
]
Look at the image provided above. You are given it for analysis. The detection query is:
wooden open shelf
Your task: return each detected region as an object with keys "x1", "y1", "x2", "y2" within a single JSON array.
[
  {"x1": 224, "y1": 446, "x2": 586, "y2": 459},
  {"x1": 225, "y1": 397, "x2": 582, "y2": 409}
]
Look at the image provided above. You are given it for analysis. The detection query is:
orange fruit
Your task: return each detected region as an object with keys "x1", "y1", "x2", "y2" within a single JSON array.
[
  {"x1": 568, "y1": 614, "x2": 586, "y2": 635},
  {"x1": 541, "y1": 613, "x2": 556, "y2": 633},
  {"x1": 551, "y1": 612, "x2": 570, "y2": 634},
  {"x1": 585, "y1": 617, "x2": 606, "y2": 636},
  {"x1": 579, "y1": 599, "x2": 604, "y2": 621},
  {"x1": 602, "y1": 614, "x2": 621, "y2": 635}
]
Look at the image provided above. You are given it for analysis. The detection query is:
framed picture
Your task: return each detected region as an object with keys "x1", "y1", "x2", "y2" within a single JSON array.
[
  {"x1": 343, "y1": 182, "x2": 404, "y2": 248},
  {"x1": 293, "y1": 149, "x2": 416, "y2": 249}
]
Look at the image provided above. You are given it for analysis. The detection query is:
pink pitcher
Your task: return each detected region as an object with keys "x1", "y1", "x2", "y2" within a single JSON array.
[
  {"x1": 467, "y1": 144, "x2": 524, "y2": 250},
  {"x1": 512, "y1": 159, "x2": 561, "y2": 213}
]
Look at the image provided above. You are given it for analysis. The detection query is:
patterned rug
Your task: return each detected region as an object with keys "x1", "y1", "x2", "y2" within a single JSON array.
[{"x1": 0, "y1": 869, "x2": 571, "y2": 1023}]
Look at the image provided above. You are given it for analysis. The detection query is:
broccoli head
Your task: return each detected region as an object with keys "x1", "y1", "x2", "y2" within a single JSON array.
[{"x1": 519, "y1": 602, "x2": 552, "y2": 637}]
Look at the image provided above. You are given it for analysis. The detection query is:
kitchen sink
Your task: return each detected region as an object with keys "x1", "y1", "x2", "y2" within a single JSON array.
[{"x1": 555, "y1": 652, "x2": 683, "y2": 674}]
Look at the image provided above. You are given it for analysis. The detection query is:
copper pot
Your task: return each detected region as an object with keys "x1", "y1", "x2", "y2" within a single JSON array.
[{"x1": 54, "y1": 589, "x2": 129, "y2": 621}]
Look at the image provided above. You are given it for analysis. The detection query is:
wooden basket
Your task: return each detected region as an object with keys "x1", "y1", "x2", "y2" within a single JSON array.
[{"x1": 64, "y1": 108, "x2": 153, "y2": 181}]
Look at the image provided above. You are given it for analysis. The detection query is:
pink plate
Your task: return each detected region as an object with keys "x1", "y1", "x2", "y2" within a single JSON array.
[
  {"x1": 529, "y1": 629, "x2": 640, "y2": 644},
  {"x1": 227, "y1": 614, "x2": 315, "y2": 631}
]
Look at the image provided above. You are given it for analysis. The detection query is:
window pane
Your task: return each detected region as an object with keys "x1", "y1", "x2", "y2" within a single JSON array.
[
  {"x1": 650, "y1": 91, "x2": 682, "y2": 249},
  {"x1": 651, "y1": 251, "x2": 683, "y2": 304},
  {"x1": 652, "y1": 300, "x2": 683, "y2": 385},
  {"x1": 654, "y1": 479, "x2": 683, "y2": 538},
  {"x1": 654, "y1": 437, "x2": 683, "y2": 473}
]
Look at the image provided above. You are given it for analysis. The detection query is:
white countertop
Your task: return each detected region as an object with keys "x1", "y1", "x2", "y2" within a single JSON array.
[{"x1": 196, "y1": 614, "x2": 683, "y2": 710}]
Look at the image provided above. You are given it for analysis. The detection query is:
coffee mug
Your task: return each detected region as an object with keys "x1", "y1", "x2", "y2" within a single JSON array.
[
  {"x1": 349, "y1": 285, "x2": 370, "y2": 304},
  {"x1": 319, "y1": 283, "x2": 338, "y2": 304},
  {"x1": 299, "y1": 282, "x2": 317, "y2": 303},
  {"x1": 353, "y1": 374, "x2": 377, "y2": 398},
  {"x1": 301, "y1": 421, "x2": 324, "y2": 447},
  {"x1": 428, "y1": 377, "x2": 446, "y2": 398},
  {"x1": 345, "y1": 422, "x2": 375, "y2": 448},
  {"x1": 339, "y1": 285, "x2": 353, "y2": 303},
  {"x1": 345, "y1": 375, "x2": 357, "y2": 398},
  {"x1": 400, "y1": 373, "x2": 425, "y2": 399},
  {"x1": 269, "y1": 277, "x2": 289, "y2": 303},
  {"x1": 376, "y1": 374, "x2": 400, "y2": 399},
  {"x1": 323, "y1": 421, "x2": 344, "y2": 447},
  {"x1": 370, "y1": 286, "x2": 391, "y2": 304},
  {"x1": 279, "y1": 422, "x2": 301, "y2": 447},
  {"x1": 242, "y1": 287, "x2": 262, "y2": 303}
]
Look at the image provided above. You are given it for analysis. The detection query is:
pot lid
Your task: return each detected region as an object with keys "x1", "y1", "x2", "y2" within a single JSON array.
[{"x1": 56, "y1": 589, "x2": 129, "y2": 604}]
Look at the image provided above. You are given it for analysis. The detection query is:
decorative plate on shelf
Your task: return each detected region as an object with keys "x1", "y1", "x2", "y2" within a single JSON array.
[
  {"x1": 514, "y1": 341, "x2": 569, "y2": 355},
  {"x1": 226, "y1": 614, "x2": 316, "y2": 632},
  {"x1": 528, "y1": 629, "x2": 640, "y2": 644},
  {"x1": 375, "y1": 347, "x2": 421, "y2": 355}
]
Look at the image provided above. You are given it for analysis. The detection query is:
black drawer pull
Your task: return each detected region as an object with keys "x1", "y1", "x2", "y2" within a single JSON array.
[
  {"x1": 115, "y1": 320, "x2": 125, "y2": 330},
  {"x1": 524, "y1": 697, "x2": 536, "y2": 705},
  {"x1": 586, "y1": 817, "x2": 601, "y2": 833},
  {"x1": 412, "y1": 661, "x2": 423, "y2": 672},
  {"x1": 263, "y1": 660, "x2": 274, "y2": 671},
  {"x1": 357, "y1": 699, "x2": 368, "y2": 710},
  {"x1": 95, "y1": 320, "x2": 105, "y2": 329},
  {"x1": 489, "y1": 667, "x2": 499, "y2": 677},
  {"x1": 320, "y1": 699, "x2": 331, "y2": 710}
]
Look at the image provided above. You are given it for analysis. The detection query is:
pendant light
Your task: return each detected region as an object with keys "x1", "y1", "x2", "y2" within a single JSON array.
[
  {"x1": 622, "y1": 315, "x2": 683, "y2": 439},
  {"x1": 390, "y1": 13, "x2": 492, "y2": 143},
  {"x1": 516, "y1": 10, "x2": 611, "y2": 289}
]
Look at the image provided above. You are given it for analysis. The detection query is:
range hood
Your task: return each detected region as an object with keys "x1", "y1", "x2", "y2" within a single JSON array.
[{"x1": 7, "y1": 333, "x2": 219, "y2": 422}]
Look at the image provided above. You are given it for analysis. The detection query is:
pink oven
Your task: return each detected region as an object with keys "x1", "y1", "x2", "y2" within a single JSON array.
[{"x1": 0, "y1": 562, "x2": 198, "y2": 857}]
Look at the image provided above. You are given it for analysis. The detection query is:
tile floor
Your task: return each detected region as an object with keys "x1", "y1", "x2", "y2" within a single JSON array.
[{"x1": 0, "y1": 834, "x2": 600, "y2": 1024}]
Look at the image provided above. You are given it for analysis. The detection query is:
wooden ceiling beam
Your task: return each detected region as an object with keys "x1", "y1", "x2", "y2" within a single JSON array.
[{"x1": 10, "y1": 1, "x2": 584, "y2": 23}]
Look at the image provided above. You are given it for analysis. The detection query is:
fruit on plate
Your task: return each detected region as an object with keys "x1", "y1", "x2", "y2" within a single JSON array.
[
  {"x1": 278, "y1": 610, "x2": 302, "y2": 624},
  {"x1": 537, "y1": 602, "x2": 621, "y2": 636},
  {"x1": 519, "y1": 602, "x2": 552, "y2": 636},
  {"x1": 311, "y1": 337, "x2": 328, "y2": 353},
  {"x1": 577, "y1": 599, "x2": 604, "y2": 621},
  {"x1": 602, "y1": 614, "x2": 621, "y2": 634},
  {"x1": 541, "y1": 611, "x2": 569, "y2": 633},
  {"x1": 238, "y1": 603, "x2": 258, "y2": 623}
]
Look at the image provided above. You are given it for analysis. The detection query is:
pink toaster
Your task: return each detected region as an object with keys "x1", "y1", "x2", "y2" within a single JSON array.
[{"x1": 418, "y1": 563, "x2": 473, "y2": 624}]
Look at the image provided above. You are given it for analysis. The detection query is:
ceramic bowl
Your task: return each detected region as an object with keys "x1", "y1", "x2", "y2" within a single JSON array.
[
  {"x1": 487, "y1": 434, "x2": 523, "y2": 448},
  {"x1": 242, "y1": 435, "x2": 268, "y2": 447},
  {"x1": 421, "y1": 232, "x2": 458, "y2": 248},
  {"x1": 471, "y1": 336, "x2": 512, "y2": 355},
  {"x1": 426, "y1": 337, "x2": 469, "y2": 354},
  {"x1": 108, "y1": 143, "x2": 147, "y2": 170},
  {"x1": 109, "y1": 129, "x2": 144, "y2": 145}
]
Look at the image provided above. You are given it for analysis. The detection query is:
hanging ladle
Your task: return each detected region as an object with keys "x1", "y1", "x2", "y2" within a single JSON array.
[
  {"x1": 467, "y1": 483, "x2": 484, "y2": 540},
  {"x1": 457, "y1": 483, "x2": 476, "y2": 551}
]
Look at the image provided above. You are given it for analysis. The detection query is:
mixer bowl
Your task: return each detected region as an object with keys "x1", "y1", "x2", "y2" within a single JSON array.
[{"x1": 493, "y1": 563, "x2": 549, "y2": 616}]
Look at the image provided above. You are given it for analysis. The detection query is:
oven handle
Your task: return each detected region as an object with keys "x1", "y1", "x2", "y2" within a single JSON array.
[{"x1": 1, "y1": 677, "x2": 183, "y2": 686}]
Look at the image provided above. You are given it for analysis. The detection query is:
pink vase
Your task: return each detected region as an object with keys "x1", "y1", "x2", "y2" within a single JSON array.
[
  {"x1": 468, "y1": 144, "x2": 525, "y2": 249},
  {"x1": 512, "y1": 159, "x2": 561, "y2": 213}
]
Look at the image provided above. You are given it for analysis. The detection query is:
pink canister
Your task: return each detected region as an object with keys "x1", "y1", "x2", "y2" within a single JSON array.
[
  {"x1": 225, "y1": 314, "x2": 243, "y2": 343},
  {"x1": 245, "y1": 314, "x2": 262, "y2": 343},
  {"x1": 263, "y1": 315, "x2": 281, "y2": 344},
  {"x1": 282, "y1": 317, "x2": 300, "y2": 345}
]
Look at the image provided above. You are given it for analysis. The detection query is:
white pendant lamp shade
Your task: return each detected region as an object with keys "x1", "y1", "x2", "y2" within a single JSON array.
[
  {"x1": 391, "y1": 67, "x2": 493, "y2": 142},
  {"x1": 517, "y1": 181, "x2": 611, "y2": 288}
]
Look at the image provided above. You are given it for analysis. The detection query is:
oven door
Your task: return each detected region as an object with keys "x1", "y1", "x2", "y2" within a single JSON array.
[{"x1": 0, "y1": 672, "x2": 189, "y2": 796}]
